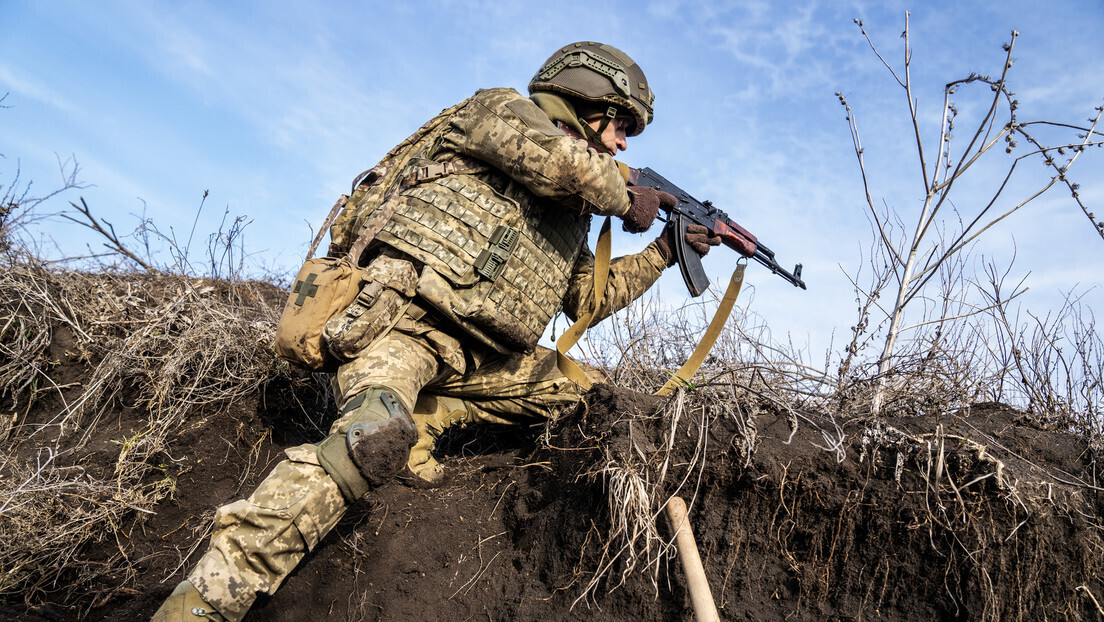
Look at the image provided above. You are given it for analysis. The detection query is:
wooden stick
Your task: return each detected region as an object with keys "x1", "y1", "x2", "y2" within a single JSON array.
[{"x1": 665, "y1": 496, "x2": 720, "y2": 622}]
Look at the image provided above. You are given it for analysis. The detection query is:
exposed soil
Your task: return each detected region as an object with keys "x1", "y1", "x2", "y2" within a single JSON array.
[{"x1": 1, "y1": 276, "x2": 1102, "y2": 622}]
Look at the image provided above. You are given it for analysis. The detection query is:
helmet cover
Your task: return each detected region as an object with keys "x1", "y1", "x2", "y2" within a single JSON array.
[{"x1": 528, "y1": 41, "x2": 654, "y2": 136}]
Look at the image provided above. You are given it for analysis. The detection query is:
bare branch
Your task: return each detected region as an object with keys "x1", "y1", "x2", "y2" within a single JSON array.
[{"x1": 59, "y1": 198, "x2": 157, "y2": 272}]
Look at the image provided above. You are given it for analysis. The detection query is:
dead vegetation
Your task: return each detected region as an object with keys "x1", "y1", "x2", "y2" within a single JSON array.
[
  {"x1": 0, "y1": 258, "x2": 307, "y2": 608},
  {"x1": 837, "y1": 16, "x2": 1104, "y2": 415}
]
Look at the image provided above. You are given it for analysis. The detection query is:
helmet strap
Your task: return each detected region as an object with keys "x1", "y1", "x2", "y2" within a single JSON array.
[{"x1": 578, "y1": 106, "x2": 619, "y2": 155}]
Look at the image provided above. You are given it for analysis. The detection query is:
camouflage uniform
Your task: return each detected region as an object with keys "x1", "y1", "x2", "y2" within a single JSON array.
[{"x1": 185, "y1": 88, "x2": 667, "y2": 622}]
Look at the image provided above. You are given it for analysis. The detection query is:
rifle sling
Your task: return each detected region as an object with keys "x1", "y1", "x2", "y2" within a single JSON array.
[
  {"x1": 655, "y1": 263, "x2": 745, "y2": 396},
  {"x1": 555, "y1": 220, "x2": 746, "y2": 397},
  {"x1": 555, "y1": 216, "x2": 612, "y2": 390}
]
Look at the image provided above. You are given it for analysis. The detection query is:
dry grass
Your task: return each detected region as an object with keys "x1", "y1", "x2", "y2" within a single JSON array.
[
  {"x1": 0, "y1": 446, "x2": 172, "y2": 607},
  {"x1": 570, "y1": 384, "x2": 760, "y2": 608},
  {"x1": 0, "y1": 264, "x2": 58, "y2": 438},
  {"x1": 0, "y1": 257, "x2": 291, "y2": 605}
]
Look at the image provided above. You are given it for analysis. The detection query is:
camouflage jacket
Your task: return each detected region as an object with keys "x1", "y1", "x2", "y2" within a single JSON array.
[{"x1": 330, "y1": 88, "x2": 667, "y2": 353}]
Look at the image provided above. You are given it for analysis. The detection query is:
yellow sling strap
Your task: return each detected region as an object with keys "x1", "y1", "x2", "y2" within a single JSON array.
[
  {"x1": 556, "y1": 216, "x2": 612, "y2": 390},
  {"x1": 555, "y1": 217, "x2": 747, "y2": 395},
  {"x1": 654, "y1": 263, "x2": 745, "y2": 396}
]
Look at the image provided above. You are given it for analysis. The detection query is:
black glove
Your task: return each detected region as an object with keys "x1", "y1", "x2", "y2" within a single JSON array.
[
  {"x1": 623, "y1": 187, "x2": 677, "y2": 233},
  {"x1": 654, "y1": 222, "x2": 722, "y2": 267}
]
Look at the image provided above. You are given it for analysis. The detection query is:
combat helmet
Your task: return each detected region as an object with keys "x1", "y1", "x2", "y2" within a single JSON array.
[{"x1": 528, "y1": 41, "x2": 654, "y2": 138}]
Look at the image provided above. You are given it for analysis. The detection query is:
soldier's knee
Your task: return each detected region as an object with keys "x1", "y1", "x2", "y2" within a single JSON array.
[{"x1": 317, "y1": 386, "x2": 417, "y2": 502}]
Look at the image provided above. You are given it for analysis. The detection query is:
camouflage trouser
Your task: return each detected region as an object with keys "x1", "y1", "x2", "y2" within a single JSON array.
[
  {"x1": 188, "y1": 314, "x2": 601, "y2": 621},
  {"x1": 188, "y1": 444, "x2": 345, "y2": 622}
]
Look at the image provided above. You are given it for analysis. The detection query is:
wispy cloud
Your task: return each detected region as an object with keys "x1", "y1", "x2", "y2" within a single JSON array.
[{"x1": 0, "y1": 64, "x2": 82, "y2": 116}]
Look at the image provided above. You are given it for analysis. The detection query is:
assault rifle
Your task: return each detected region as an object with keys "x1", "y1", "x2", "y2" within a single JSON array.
[{"x1": 627, "y1": 166, "x2": 807, "y2": 296}]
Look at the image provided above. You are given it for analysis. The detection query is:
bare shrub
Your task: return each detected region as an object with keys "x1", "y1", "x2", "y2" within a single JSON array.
[
  {"x1": 837, "y1": 15, "x2": 1103, "y2": 414},
  {"x1": 0, "y1": 115, "x2": 85, "y2": 261},
  {"x1": 982, "y1": 268, "x2": 1104, "y2": 440}
]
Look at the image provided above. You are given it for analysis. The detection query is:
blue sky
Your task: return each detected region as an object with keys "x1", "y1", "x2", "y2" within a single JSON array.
[{"x1": 2, "y1": 0, "x2": 1102, "y2": 362}]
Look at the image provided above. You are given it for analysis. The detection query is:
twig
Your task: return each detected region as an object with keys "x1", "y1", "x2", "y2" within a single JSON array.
[
  {"x1": 60, "y1": 197, "x2": 156, "y2": 272},
  {"x1": 1078, "y1": 585, "x2": 1104, "y2": 616}
]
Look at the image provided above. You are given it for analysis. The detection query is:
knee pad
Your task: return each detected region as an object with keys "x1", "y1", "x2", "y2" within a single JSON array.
[{"x1": 317, "y1": 387, "x2": 417, "y2": 501}]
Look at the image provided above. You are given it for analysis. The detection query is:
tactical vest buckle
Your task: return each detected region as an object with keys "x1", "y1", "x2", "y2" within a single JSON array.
[{"x1": 474, "y1": 225, "x2": 520, "y2": 282}]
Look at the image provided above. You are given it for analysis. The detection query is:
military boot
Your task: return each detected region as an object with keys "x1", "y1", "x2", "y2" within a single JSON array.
[
  {"x1": 401, "y1": 394, "x2": 471, "y2": 488},
  {"x1": 150, "y1": 580, "x2": 225, "y2": 622}
]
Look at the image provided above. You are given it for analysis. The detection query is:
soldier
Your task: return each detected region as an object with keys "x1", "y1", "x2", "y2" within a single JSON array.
[{"x1": 153, "y1": 41, "x2": 720, "y2": 622}]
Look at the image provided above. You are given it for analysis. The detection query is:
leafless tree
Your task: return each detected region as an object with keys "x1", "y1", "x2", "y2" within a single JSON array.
[{"x1": 837, "y1": 14, "x2": 1103, "y2": 414}]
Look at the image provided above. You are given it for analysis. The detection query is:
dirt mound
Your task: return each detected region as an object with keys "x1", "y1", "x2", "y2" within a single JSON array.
[{"x1": 1, "y1": 270, "x2": 1102, "y2": 621}]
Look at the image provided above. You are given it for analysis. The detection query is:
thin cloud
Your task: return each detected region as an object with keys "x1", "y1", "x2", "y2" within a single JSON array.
[{"x1": 0, "y1": 64, "x2": 81, "y2": 116}]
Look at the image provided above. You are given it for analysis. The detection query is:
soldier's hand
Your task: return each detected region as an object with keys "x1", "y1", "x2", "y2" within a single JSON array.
[
  {"x1": 623, "y1": 187, "x2": 677, "y2": 233},
  {"x1": 654, "y1": 223, "x2": 722, "y2": 268},
  {"x1": 685, "y1": 223, "x2": 722, "y2": 255}
]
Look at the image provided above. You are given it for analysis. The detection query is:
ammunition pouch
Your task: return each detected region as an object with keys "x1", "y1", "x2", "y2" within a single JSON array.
[{"x1": 323, "y1": 255, "x2": 418, "y2": 362}]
